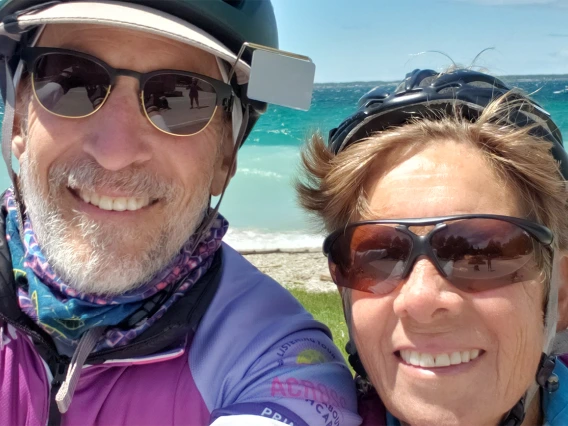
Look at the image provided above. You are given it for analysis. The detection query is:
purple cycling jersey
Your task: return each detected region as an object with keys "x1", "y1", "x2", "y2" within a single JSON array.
[{"x1": 0, "y1": 244, "x2": 362, "y2": 426}]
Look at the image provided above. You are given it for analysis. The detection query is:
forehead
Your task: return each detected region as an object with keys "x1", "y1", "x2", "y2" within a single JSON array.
[
  {"x1": 364, "y1": 140, "x2": 523, "y2": 220},
  {"x1": 37, "y1": 24, "x2": 221, "y2": 78}
]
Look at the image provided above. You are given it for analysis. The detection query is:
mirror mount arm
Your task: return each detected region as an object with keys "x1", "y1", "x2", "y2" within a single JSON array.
[{"x1": 227, "y1": 42, "x2": 312, "y2": 83}]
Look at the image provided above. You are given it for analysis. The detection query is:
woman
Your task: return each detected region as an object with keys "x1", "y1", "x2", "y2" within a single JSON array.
[{"x1": 297, "y1": 69, "x2": 568, "y2": 425}]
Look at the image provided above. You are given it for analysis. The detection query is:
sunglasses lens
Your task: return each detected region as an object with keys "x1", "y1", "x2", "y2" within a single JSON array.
[
  {"x1": 431, "y1": 218, "x2": 539, "y2": 292},
  {"x1": 329, "y1": 224, "x2": 412, "y2": 294},
  {"x1": 33, "y1": 53, "x2": 110, "y2": 117},
  {"x1": 143, "y1": 75, "x2": 218, "y2": 136}
]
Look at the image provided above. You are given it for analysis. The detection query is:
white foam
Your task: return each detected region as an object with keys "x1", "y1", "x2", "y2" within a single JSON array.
[
  {"x1": 238, "y1": 168, "x2": 285, "y2": 180},
  {"x1": 224, "y1": 228, "x2": 324, "y2": 252}
]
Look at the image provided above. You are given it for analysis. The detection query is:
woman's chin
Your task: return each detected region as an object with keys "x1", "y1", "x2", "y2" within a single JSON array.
[
  {"x1": 376, "y1": 363, "x2": 499, "y2": 426},
  {"x1": 386, "y1": 402, "x2": 497, "y2": 426}
]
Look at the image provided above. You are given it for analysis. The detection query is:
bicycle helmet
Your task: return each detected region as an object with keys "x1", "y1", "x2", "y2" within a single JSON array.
[{"x1": 329, "y1": 68, "x2": 568, "y2": 179}]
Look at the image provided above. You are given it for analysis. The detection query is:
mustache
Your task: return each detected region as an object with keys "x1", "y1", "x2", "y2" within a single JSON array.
[{"x1": 48, "y1": 157, "x2": 178, "y2": 201}]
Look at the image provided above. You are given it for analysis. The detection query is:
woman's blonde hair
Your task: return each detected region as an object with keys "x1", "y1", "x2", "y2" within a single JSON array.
[{"x1": 297, "y1": 91, "x2": 568, "y2": 261}]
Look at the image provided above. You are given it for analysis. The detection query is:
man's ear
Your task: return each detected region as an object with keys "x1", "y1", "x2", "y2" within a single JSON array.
[
  {"x1": 210, "y1": 131, "x2": 236, "y2": 197},
  {"x1": 556, "y1": 253, "x2": 568, "y2": 331},
  {"x1": 12, "y1": 129, "x2": 25, "y2": 160}
]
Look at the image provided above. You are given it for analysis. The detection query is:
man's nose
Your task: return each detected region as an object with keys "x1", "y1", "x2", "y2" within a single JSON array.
[
  {"x1": 82, "y1": 78, "x2": 153, "y2": 171},
  {"x1": 392, "y1": 257, "x2": 464, "y2": 324}
]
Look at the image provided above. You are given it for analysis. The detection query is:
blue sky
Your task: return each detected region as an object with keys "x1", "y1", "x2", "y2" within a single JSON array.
[{"x1": 272, "y1": 0, "x2": 568, "y2": 82}]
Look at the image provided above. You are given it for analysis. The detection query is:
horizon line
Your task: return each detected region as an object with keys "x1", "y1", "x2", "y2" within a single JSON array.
[{"x1": 314, "y1": 72, "x2": 568, "y2": 85}]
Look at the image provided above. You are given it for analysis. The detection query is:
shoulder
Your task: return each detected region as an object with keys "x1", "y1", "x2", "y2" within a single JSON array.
[
  {"x1": 213, "y1": 243, "x2": 310, "y2": 318},
  {"x1": 191, "y1": 243, "x2": 331, "y2": 384},
  {"x1": 190, "y1": 243, "x2": 361, "y2": 425}
]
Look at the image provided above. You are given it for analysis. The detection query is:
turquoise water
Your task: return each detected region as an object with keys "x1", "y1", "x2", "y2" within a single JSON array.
[{"x1": 1, "y1": 77, "x2": 567, "y2": 250}]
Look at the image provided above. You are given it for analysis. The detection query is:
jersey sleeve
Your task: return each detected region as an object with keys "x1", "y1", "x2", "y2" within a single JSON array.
[
  {"x1": 208, "y1": 328, "x2": 362, "y2": 426},
  {"x1": 190, "y1": 245, "x2": 362, "y2": 426}
]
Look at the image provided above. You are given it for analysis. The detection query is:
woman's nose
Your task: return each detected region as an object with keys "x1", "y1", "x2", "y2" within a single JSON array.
[
  {"x1": 392, "y1": 257, "x2": 464, "y2": 323},
  {"x1": 81, "y1": 78, "x2": 153, "y2": 171}
]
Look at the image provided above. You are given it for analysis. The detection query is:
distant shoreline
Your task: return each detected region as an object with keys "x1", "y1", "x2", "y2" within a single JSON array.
[{"x1": 315, "y1": 74, "x2": 568, "y2": 86}]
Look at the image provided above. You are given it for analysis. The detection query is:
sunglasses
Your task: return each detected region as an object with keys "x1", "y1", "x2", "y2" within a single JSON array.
[
  {"x1": 323, "y1": 214, "x2": 553, "y2": 294},
  {"x1": 20, "y1": 47, "x2": 234, "y2": 136}
]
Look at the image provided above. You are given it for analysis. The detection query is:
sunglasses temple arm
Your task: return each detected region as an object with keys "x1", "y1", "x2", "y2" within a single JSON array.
[{"x1": 0, "y1": 58, "x2": 26, "y2": 236}]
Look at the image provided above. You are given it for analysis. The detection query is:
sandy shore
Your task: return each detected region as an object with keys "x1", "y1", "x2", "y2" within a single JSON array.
[{"x1": 242, "y1": 250, "x2": 336, "y2": 292}]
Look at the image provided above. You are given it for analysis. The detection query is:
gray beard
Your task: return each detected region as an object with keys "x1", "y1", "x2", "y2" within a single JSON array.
[{"x1": 18, "y1": 153, "x2": 211, "y2": 296}]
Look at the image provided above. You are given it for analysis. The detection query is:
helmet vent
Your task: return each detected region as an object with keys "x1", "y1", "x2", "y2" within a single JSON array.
[
  {"x1": 438, "y1": 87, "x2": 458, "y2": 95},
  {"x1": 468, "y1": 81, "x2": 496, "y2": 89},
  {"x1": 222, "y1": 0, "x2": 245, "y2": 9},
  {"x1": 418, "y1": 76, "x2": 437, "y2": 87}
]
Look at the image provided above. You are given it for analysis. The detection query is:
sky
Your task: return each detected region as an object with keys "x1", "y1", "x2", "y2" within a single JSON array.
[{"x1": 272, "y1": 0, "x2": 568, "y2": 83}]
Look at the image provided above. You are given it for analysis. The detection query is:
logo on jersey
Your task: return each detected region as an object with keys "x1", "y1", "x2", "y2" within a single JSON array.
[{"x1": 296, "y1": 349, "x2": 326, "y2": 365}]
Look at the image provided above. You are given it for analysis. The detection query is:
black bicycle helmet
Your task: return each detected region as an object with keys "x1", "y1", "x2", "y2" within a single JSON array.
[
  {"x1": 328, "y1": 68, "x2": 568, "y2": 179},
  {"x1": 0, "y1": 0, "x2": 278, "y2": 144}
]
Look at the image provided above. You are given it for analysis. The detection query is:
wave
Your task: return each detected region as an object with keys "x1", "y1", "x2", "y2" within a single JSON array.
[
  {"x1": 224, "y1": 228, "x2": 324, "y2": 252},
  {"x1": 238, "y1": 168, "x2": 285, "y2": 179},
  {"x1": 266, "y1": 129, "x2": 291, "y2": 135}
]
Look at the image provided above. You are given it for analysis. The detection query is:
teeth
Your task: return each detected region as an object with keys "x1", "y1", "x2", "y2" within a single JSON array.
[
  {"x1": 435, "y1": 353, "x2": 451, "y2": 367},
  {"x1": 450, "y1": 351, "x2": 462, "y2": 365},
  {"x1": 410, "y1": 351, "x2": 420, "y2": 366},
  {"x1": 127, "y1": 198, "x2": 139, "y2": 211},
  {"x1": 419, "y1": 353, "x2": 435, "y2": 368},
  {"x1": 99, "y1": 196, "x2": 113, "y2": 211},
  {"x1": 400, "y1": 349, "x2": 481, "y2": 368},
  {"x1": 77, "y1": 189, "x2": 150, "y2": 212},
  {"x1": 81, "y1": 190, "x2": 91, "y2": 203},
  {"x1": 113, "y1": 197, "x2": 127, "y2": 212}
]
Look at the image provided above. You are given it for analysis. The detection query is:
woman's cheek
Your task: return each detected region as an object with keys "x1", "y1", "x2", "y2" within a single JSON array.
[
  {"x1": 473, "y1": 280, "x2": 544, "y2": 402},
  {"x1": 350, "y1": 293, "x2": 394, "y2": 385}
]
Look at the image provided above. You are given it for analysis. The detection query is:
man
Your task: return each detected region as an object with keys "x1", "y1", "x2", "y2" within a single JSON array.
[{"x1": 0, "y1": 1, "x2": 361, "y2": 425}]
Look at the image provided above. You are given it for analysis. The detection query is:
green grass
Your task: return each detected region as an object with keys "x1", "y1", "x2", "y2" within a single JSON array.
[{"x1": 288, "y1": 288, "x2": 351, "y2": 369}]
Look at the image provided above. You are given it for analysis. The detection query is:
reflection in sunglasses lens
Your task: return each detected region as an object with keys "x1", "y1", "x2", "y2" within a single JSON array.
[
  {"x1": 431, "y1": 219, "x2": 536, "y2": 292},
  {"x1": 33, "y1": 53, "x2": 110, "y2": 117},
  {"x1": 143, "y1": 75, "x2": 218, "y2": 136},
  {"x1": 332, "y1": 225, "x2": 412, "y2": 294}
]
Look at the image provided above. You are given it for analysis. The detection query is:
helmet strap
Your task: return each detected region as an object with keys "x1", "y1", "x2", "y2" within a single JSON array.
[
  {"x1": 536, "y1": 353, "x2": 559, "y2": 392},
  {"x1": 345, "y1": 340, "x2": 368, "y2": 380},
  {"x1": 187, "y1": 105, "x2": 250, "y2": 256},
  {"x1": 500, "y1": 397, "x2": 526, "y2": 426}
]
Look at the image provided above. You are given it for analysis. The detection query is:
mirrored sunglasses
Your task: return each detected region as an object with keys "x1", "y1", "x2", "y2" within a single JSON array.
[
  {"x1": 323, "y1": 214, "x2": 553, "y2": 294},
  {"x1": 20, "y1": 47, "x2": 234, "y2": 136}
]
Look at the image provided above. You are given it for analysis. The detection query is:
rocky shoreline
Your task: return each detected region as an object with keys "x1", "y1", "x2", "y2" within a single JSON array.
[{"x1": 243, "y1": 250, "x2": 335, "y2": 292}]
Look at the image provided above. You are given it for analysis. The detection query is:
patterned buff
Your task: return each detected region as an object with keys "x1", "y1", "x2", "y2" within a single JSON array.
[{"x1": 4, "y1": 189, "x2": 227, "y2": 351}]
